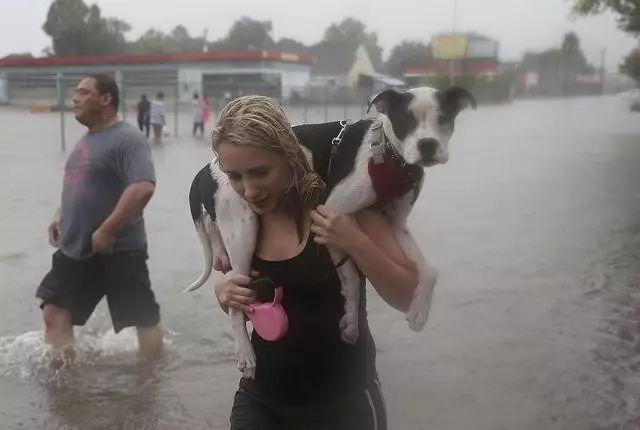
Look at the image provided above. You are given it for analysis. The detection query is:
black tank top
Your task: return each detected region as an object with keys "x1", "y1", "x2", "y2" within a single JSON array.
[{"x1": 248, "y1": 236, "x2": 377, "y2": 403}]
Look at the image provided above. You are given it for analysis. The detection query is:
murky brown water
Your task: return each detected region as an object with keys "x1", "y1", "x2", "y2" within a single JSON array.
[{"x1": 1, "y1": 95, "x2": 640, "y2": 429}]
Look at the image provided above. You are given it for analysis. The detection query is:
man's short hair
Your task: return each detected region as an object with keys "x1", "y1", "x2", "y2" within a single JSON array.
[{"x1": 88, "y1": 73, "x2": 120, "y2": 112}]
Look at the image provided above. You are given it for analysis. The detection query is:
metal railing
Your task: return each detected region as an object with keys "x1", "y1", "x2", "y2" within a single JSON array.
[{"x1": 1, "y1": 74, "x2": 377, "y2": 151}]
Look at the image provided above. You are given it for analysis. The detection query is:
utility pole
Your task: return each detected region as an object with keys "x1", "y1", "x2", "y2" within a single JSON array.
[
  {"x1": 600, "y1": 47, "x2": 606, "y2": 95},
  {"x1": 453, "y1": 0, "x2": 458, "y2": 33},
  {"x1": 202, "y1": 28, "x2": 208, "y2": 52},
  {"x1": 56, "y1": 73, "x2": 66, "y2": 151},
  {"x1": 449, "y1": 0, "x2": 459, "y2": 85}
]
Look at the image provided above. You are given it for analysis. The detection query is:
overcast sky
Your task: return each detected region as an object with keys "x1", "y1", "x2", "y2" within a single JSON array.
[{"x1": 1, "y1": 0, "x2": 638, "y2": 71}]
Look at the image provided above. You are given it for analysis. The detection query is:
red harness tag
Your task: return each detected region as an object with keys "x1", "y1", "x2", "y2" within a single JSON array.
[{"x1": 368, "y1": 154, "x2": 424, "y2": 207}]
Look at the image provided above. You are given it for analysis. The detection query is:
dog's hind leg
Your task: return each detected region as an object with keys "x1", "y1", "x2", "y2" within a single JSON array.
[
  {"x1": 216, "y1": 186, "x2": 259, "y2": 378},
  {"x1": 208, "y1": 222, "x2": 230, "y2": 273},
  {"x1": 384, "y1": 191, "x2": 437, "y2": 331},
  {"x1": 324, "y1": 170, "x2": 377, "y2": 345}
]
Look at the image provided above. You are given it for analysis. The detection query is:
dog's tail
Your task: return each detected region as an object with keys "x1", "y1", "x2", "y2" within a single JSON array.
[{"x1": 183, "y1": 165, "x2": 216, "y2": 293}]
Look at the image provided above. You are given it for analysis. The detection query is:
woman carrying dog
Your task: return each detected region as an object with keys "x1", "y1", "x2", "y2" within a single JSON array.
[{"x1": 212, "y1": 95, "x2": 419, "y2": 429}]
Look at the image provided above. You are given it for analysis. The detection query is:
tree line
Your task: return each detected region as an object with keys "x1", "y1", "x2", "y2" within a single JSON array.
[
  {"x1": 37, "y1": 0, "x2": 635, "y2": 83},
  {"x1": 572, "y1": 0, "x2": 640, "y2": 83}
]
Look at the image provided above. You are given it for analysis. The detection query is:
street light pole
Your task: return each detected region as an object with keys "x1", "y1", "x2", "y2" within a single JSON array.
[
  {"x1": 453, "y1": 0, "x2": 458, "y2": 33},
  {"x1": 449, "y1": 0, "x2": 459, "y2": 85}
]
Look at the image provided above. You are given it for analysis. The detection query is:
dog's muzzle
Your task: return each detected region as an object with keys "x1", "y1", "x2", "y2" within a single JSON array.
[{"x1": 417, "y1": 138, "x2": 439, "y2": 163}]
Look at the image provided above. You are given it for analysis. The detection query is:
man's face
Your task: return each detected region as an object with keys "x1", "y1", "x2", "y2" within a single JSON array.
[{"x1": 71, "y1": 77, "x2": 111, "y2": 127}]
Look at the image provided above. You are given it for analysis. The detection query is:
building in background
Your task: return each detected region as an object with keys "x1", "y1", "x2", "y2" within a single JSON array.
[
  {"x1": 404, "y1": 33, "x2": 499, "y2": 85},
  {"x1": 0, "y1": 50, "x2": 314, "y2": 108},
  {"x1": 307, "y1": 43, "x2": 404, "y2": 103}
]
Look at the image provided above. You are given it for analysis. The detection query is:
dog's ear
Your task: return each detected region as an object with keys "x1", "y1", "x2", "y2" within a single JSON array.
[
  {"x1": 439, "y1": 86, "x2": 477, "y2": 117},
  {"x1": 367, "y1": 89, "x2": 404, "y2": 114}
]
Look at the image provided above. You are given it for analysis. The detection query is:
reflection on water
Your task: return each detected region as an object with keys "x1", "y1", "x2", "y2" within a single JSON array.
[
  {"x1": 42, "y1": 361, "x2": 164, "y2": 429},
  {"x1": 579, "y1": 222, "x2": 640, "y2": 430}
]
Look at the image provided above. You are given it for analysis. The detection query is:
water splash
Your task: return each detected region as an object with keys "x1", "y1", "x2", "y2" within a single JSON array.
[{"x1": 0, "y1": 328, "x2": 157, "y2": 379}]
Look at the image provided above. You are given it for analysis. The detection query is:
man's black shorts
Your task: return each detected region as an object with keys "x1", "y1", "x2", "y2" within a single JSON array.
[{"x1": 36, "y1": 249, "x2": 160, "y2": 333}]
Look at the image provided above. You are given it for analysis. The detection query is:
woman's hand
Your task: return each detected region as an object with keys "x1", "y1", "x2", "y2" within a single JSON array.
[
  {"x1": 310, "y1": 204, "x2": 366, "y2": 253},
  {"x1": 313, "y1": 206, "x2": 420, "y2": 312},
  {"x1": 213, "y1": 270, "x2": 258, "y2": 314}
]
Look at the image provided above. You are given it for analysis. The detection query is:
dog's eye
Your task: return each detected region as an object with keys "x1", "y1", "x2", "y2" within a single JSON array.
[{"x1": 437, "y1": 114, "x2": 449, "y2": 126}]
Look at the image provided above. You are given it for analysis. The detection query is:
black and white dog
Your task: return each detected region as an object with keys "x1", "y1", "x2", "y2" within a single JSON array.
[{"x1": 185, "y1": 86, "x2": 475, "y2": 377}]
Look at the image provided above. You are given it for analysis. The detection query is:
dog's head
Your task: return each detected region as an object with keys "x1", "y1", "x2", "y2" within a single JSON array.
[{"x1": 367, "y1": 86, "x2": 476, "y2": 167}]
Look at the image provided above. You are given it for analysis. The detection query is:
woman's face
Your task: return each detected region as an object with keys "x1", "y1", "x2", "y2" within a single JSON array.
[{"x1": 217, "y1": 142, "x2": 290, "y2": 215}]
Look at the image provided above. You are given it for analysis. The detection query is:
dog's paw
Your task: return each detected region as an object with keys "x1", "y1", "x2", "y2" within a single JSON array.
[
  {"x1": 406, "y1": 272, "x2": 436, "y2": 331},
  {"x1": 339, "y1": 313, "x2": 359, "y2": 344},
  {"x1": 407, "y1": 290, "x2": 431, "y2": 331},
  {"x1": 407, "y1": 306, "x2": 429, "y2": 331},
  {"x1": 236, "y1": 344, "x2": 256, "y2": 379}
]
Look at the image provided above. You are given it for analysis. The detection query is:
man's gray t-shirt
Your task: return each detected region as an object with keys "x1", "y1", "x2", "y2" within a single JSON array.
[{"x1": 59, "y1": 121, "x2": 156, "y2": 259}]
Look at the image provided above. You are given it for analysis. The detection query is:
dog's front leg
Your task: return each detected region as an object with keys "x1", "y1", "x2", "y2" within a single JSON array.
[
  {"x1": 397, "y1": 230, "x2": 437, "y2": 330},
  {"x1": 330, "y1": 252, "x2": 362, "y2": 344},
  {"x1": 216, "y1": 188, "x2": 258, "y2": 378},
  {"x1": 384, "y1": 191, "x2": 437, "y2": 331}
]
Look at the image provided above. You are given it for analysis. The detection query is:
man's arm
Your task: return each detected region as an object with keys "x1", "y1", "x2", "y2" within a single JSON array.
[{"x1": 91, "y1": 181, "x2": 155, "y2": 254}]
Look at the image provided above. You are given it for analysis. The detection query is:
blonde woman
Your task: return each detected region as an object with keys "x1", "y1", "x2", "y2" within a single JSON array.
[{"x1": 211, "y1": 96, "x2": 419, "y2": 429}]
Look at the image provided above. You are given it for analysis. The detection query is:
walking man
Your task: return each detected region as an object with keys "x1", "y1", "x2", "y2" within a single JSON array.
[{"x1": 36, "y1": 74, "x2": 163, "y2": 361}]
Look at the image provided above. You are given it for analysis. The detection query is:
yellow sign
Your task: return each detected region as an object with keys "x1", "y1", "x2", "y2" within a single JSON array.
[
  {"x1": 280, "y1": 53, "x2": 299, "y2": 62},
  {"x1": 431, "y1": 34, "x2": 468, "y2": 60}
]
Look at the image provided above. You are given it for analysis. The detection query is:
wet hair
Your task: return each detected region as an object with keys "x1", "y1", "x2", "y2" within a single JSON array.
[
  {"x1": 211, "y1": 95, "x2": 325, "y2": 240},
  {"x1": 87, "y1": 73, "x2": 119, "y2": 112}
]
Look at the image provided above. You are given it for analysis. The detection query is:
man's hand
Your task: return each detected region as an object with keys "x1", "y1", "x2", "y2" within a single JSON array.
[
  {"x1": 91, "y1": 181, "x2": 154, "y2": 254},
  {"x1": 91, "y1": 226, "x2": 115, "y2": 254},
  {"x1": 48, "y1": 218, "x2": 61, "y2": 247}
]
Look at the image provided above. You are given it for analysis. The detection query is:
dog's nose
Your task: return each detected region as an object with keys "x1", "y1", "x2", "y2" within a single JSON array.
[{"x1": 417, "y1": 138, "x2": 439, "y2": 160}]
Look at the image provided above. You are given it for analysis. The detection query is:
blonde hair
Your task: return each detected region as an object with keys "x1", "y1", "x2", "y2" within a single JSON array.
[{"x1": 211, "y1": 95, "x2": 325, "y2": 238}]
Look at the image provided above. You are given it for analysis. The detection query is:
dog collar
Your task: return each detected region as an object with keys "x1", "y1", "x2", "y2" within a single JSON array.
[
  {"x1": 369, "y1": 120, "x2": 405, "y2": 166},
  {"x1": 368, "y1": 119, "x2": 423, "y2": 207}
]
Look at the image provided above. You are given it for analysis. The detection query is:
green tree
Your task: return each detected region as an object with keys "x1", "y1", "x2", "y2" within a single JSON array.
[
  {"x1": 322, "y1": 18, "x2": 383, "y2": 67},
  {"x1": 129, "y1": 29, "x2": 171, "y2": 54},
  {"x1": 572, "y1": 1, "x2": 640, "y2": 83},
  {"x1": 43, "y1": 0, "x2": 130, "y2": 56},
  {"x1": 170, "y1": 25, "x2": 205, "y2": 52},
  {"x1": 84, "y1": 5, "x2": 130, "y2": 55},
  {"x1": 274, "y1": 37, "x2": 309, "y2": 53},
  {"x1": 385, "y1": 41, "x2": 431, "y2": 78},
  {"x1": 621, "y1": 48, "x2": 640, "y2": 83},
  {"x1": 560, "y1": 32, "x2": 592, "y2": 87},
  {"x1": 572, "y1": 0, "x2": 640, "y2": 35},
  {"x1": 211, "y1": 17, "x2": 274, "y2": 51},
  {"x1": 520, "y1": 32, "x2": 594, "y2": 95},
  {"x1": 129, "y1": 26, "x2": 205, "y2": 54}
]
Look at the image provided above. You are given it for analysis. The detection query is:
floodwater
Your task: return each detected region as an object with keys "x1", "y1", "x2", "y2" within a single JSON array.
[{"x1": 1, "y1": 95, "x2": 640, "y2": 429}]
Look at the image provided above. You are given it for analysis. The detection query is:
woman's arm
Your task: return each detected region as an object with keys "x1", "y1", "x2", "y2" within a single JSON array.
[{"x1": 310, "y1": 205, "x2": 419, "y2": 312}]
